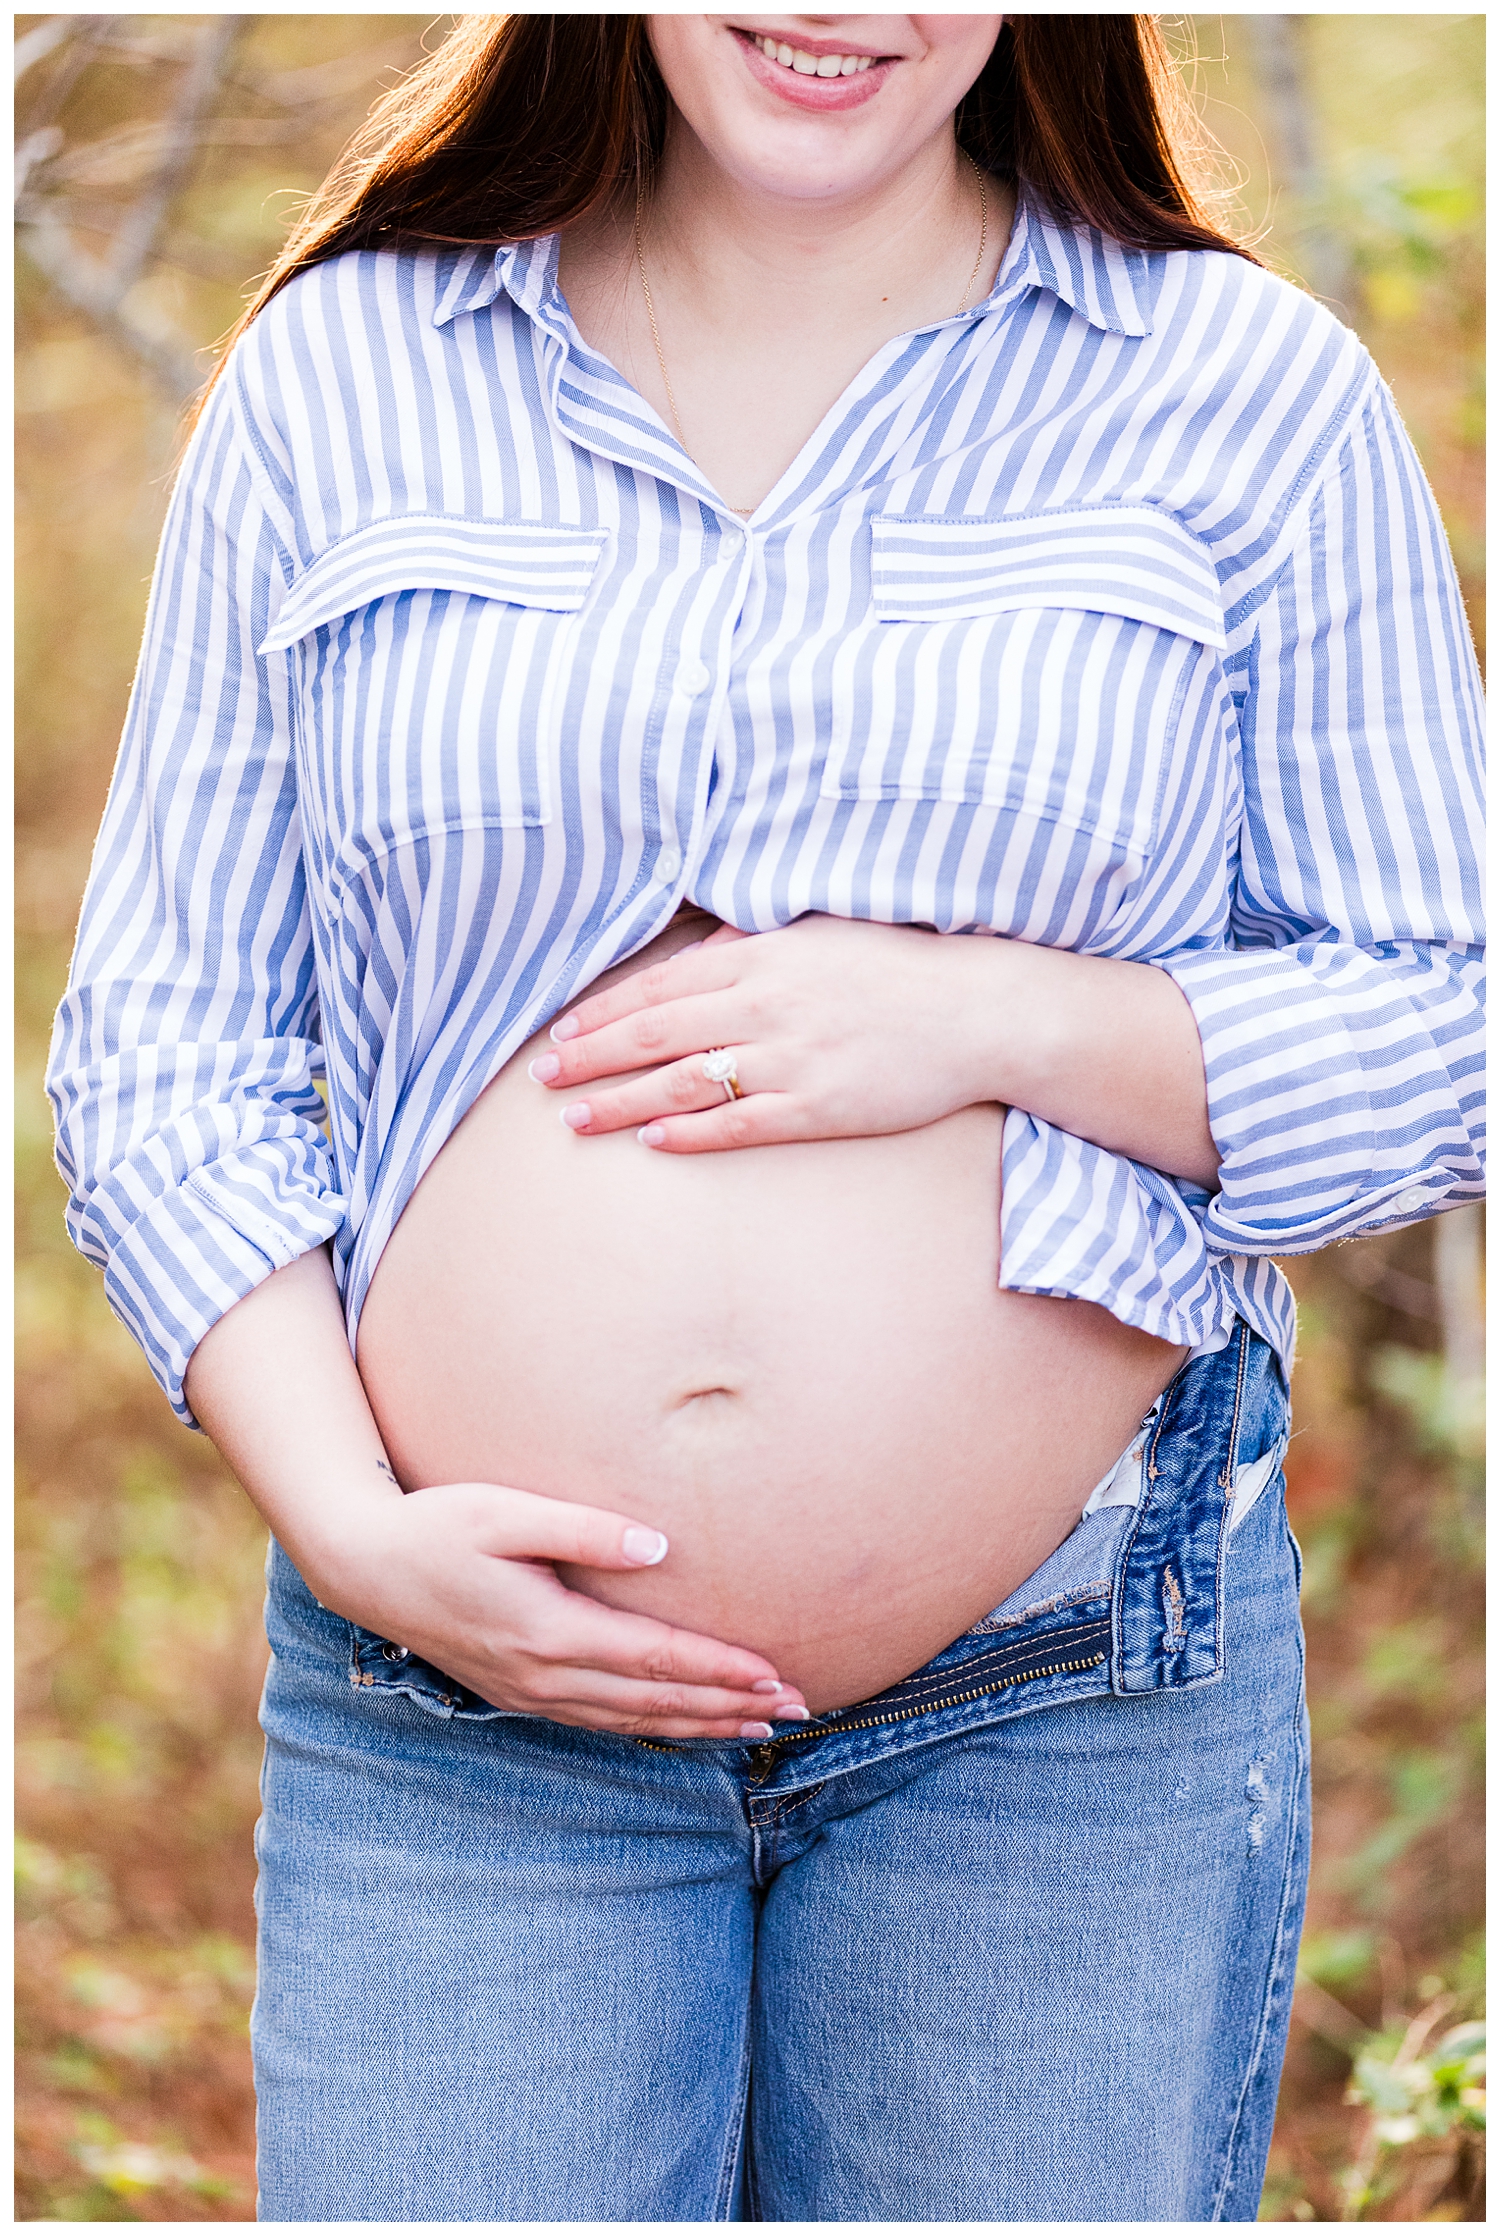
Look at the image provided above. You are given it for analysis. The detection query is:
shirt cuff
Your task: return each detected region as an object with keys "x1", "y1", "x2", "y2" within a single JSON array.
[
  {"x1": 1160, "y1": 945, "x2": 1464, "y2": 1253},
  {"x1": 102, "y1": 1166, "x2": 347, "y2": 1428}
]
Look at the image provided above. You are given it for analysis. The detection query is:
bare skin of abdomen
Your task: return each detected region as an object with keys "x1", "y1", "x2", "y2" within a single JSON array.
[{"x1": 357, "y1": 912, "x2": 1186, "y2": 1714}]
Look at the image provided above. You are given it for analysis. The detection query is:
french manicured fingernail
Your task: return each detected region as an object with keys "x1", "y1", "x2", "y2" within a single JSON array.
[
  {"x1": 751, "y1": 1678, "x2": 786, "y2": 1694},
  {"x1": 528, "y1": 1053, "x2": 561, "y2": 1084},
  {"x1": 672, "y1": 940, "x2": 705, "y2": 957},
  {"x1": 560, "y1": 1102, "x2": 591, "y2": 1130},
  {"x1": 739, "y1": 1721, "x2": 774, "y2": 1740},
  {"x1": 550, "y1": 1013, "x2": 580, "y2": 1042},
  {"x1": 622, "y1": 1526, "x2": 669, "y2": 1565},
  {"x1": 772, "y1": 1703, "x2": 811, "y2": 1721},
  {"x1": 638, "y1": 1124, "x2": 667, "y2": 1148}
]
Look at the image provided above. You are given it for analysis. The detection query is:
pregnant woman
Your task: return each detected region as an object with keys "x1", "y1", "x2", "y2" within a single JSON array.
[{"x1": 49, "y1": 13, "x2": 1484, "y2": 2222}]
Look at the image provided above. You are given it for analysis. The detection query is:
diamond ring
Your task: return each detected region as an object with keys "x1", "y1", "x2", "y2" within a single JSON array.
[{"x1": 701, "y1": 1048, "x2": 743, "y2": 1101}]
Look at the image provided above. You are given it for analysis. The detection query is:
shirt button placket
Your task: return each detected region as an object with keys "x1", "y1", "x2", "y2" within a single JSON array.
[{"x1": 658, "y1": 657, "x2": 714, "y2": 884}]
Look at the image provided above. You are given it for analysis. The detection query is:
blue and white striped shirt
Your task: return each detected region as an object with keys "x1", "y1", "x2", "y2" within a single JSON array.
[{"x1": 49, "y1": 192, "x2": 1485, "y2": 1425}]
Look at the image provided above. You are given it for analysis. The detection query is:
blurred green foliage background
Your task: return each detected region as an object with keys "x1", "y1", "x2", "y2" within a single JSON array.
[{"x1": 15, "y1": 15, "x2": 1485, "y2": 2221}]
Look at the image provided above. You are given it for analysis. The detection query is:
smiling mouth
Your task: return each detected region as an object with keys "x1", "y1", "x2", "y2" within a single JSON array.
[{"x1": 744, "y1": 31, "x2": 882, "y2": 77}]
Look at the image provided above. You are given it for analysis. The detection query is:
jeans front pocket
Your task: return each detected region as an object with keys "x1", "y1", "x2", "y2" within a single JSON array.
[{"x1": 345, "y1": 1623, "x2": 510, "y2": 1723}]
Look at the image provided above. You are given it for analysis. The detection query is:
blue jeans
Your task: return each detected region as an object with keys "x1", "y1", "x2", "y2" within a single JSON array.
[{"x1": 253, "y1": 1322, "x2": 1308, "y2": 2221}]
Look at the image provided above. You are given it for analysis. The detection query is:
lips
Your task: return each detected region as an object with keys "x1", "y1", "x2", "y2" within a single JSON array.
[{"x1": 732, "y1": 25, "x2": 897, "y2": 110}]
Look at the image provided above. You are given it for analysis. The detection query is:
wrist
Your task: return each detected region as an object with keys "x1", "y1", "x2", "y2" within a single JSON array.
[
  {"x1": 953, "y1": 934, "x2": 1061, "y2": 1110},
  {"x1": 957, "y1": 937, "x2": 1218, "y2": 1184},
  {"x1": 260, "y1": 1466, "x2": 406, "y2": 1598}
]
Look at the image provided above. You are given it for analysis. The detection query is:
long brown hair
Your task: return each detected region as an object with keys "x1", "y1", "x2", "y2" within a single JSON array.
[{"x1": 206, "y1": 15, "x2": 1253, "y2": 396}]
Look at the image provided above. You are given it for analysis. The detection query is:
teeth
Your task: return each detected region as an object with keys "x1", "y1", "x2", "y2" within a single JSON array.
[{"x1": 754, "y1": 34, "x2": 874, "y2": 75}]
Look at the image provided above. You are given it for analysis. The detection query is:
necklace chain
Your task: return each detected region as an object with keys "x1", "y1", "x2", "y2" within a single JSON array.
[{"x1": 634, "y1": 156, "x2": 988, "y2": 519}]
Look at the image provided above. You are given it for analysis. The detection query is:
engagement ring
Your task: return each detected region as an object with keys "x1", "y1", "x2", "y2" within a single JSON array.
[{"x1": 702, "y1": 1049, "x2": 743, "y2": 1100}]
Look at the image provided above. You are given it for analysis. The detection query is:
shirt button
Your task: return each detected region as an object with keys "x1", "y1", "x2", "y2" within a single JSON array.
[
  {"x1": 656, "y1": 848, "x2": 683, "y2": 882},
  {"x1": 1395, "y1": 1186, "x2": 1428, "y2": 1214},
  {"x1": 676, "y1": 661, "x2": 712, "y2": 696}
]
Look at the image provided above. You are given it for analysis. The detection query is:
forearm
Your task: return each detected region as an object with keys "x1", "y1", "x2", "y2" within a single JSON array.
[
  {"x1": 182, "y1": 1244, "x2": 399, "y2": 1588},
  {"x1": 969, "y1": 940, "x2": 1219, "y2": 1189}
]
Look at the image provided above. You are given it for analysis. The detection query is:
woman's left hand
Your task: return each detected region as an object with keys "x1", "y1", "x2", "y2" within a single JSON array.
[{"x1": 529, "y1": 916, "x2": 1000, "y2": 1152}]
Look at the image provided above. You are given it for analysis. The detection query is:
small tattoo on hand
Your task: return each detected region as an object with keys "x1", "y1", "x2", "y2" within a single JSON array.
[{"x1": 375, "y1": 1457, "x2": 400, "y2": 1487}]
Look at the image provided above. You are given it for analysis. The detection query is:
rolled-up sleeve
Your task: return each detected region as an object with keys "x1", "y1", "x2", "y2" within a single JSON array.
[
  {"x1": 1163, "y1": 377, "x2": 1485, "y2": 1255},
  {"x1": 46, "y1": 373, "x2": 346, "y2": 1425}
]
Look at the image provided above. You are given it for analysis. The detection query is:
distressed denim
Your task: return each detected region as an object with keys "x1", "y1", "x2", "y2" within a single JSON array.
[{"x1": 253, "y1": 1321, "x2": 1308, "y2": 2221}]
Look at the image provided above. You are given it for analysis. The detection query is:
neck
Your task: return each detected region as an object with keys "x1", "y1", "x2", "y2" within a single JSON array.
[{"x1": 639, "y1": 120, "x2": 986, "y2": 338}]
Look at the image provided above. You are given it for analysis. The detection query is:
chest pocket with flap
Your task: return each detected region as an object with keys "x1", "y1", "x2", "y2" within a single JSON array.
[
  {"x1": 259, "y1": 515, "x2": 609, "y2": 858},
  {"x1": 819, "y1": 505, "x2": 1228, "y2": 874}
]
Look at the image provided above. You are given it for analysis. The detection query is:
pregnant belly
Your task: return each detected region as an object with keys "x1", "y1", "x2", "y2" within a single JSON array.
[{"x1": 357, "y1": 913, "x2": 1185, "y2": 1712}]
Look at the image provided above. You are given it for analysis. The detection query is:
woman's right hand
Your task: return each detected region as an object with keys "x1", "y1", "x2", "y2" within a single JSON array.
[
  {"x1": 298, "y1": 1478, "x2": 811, "y2": 1738},
  {"x1": 182, "y1": 1250, "x2": 805, "y2": 1738}
]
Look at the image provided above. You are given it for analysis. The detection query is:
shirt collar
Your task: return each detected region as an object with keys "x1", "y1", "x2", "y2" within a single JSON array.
[
  {"x1": 431, "y1": 233, "x2": 560, "y2": 330},
  {"x1": 991, "y1": 191, "x2": 1159, "y2": 337},
  {"x1": 430, "y1": 187, "x2": 1160, "y2": 341}
]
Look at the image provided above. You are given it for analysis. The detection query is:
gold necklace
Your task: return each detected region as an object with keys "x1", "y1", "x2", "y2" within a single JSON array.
[{"x1": 634, "y1": 156, "x2": 988, "y2": 518}]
